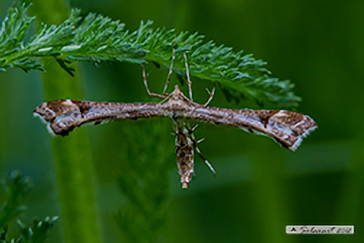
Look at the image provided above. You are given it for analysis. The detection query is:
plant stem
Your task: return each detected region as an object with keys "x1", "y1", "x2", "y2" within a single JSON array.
[
  {"x1": 0, "y1": 80, "x2": 3, "y2": 170},
  {"x1": 43, "y1": 52, "x2": 101, "y2": 243},
  {"x1": 250, "y1": 144, "x2": 289, "y2": 243},
  {"x1": 31, "y1": 1, "x2": 102, "y2": 242}
]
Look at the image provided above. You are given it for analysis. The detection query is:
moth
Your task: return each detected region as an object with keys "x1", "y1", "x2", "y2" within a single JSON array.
[{"x1": 34, "y1": 45, "x2": 317, "y2": 188}]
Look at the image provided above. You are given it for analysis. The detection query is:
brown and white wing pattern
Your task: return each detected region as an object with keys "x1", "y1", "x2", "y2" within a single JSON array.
[
  {"x1": 34, "y1": 99, "x2": 165, "y2": 136},
  {"x1": 172, "y1": 120, "x2": 195, "y2": 189},
  {"x1": 185, "y1": 107, "x2": 317, "y2": 151}
]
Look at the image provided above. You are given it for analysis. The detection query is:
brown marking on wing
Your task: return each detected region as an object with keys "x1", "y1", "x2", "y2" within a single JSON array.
[
  {"x1": 34, "y1": 100, "x2": 165, "y2": 136},
  {"x1": 175, "y1": 128, "x2": 194, "y2": 188},
  {"x1": 184, "y1": 107, "x2": 317, "y2": 151},
  {"x1": 34, "y1": 89, "x2": 317, "y2": 151}
]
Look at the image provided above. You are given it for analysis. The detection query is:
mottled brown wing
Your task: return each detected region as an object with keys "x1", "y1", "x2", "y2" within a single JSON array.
[
  {"x1": 185, "y1": 107, "x2": 317, "y2": 151},
  {"x1": 34, "y1": 99, "x2": 165, "y2": 136},
  {"x1": 171, "y1": 119, "x2": 195, "y2": 189}
]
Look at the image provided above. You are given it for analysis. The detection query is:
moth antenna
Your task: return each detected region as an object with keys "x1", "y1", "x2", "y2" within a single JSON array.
[
  {"x1": 163, "y1": 39, "x2": 177, "y2": 95},
  {"x1": 204, "y1": 82, "x2": 216, "y2": 106},
  {"x1": 183, "y1": 52, "x2": 193, "y2": 101},
  {"x1": 141, "y1": 64, "x2": 166, "y2": 99}
]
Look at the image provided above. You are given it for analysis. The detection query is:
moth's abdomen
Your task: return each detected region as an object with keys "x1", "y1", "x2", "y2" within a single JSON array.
[{"x1": 175, "y1": 131, "x2": 195, "y2": 189}]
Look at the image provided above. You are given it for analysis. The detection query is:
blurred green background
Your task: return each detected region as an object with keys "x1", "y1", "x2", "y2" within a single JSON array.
[{"x1": 1, "y1": 0, "x2": 363, "y2": 242}]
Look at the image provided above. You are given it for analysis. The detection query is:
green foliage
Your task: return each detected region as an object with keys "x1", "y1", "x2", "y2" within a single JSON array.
[
  {"x1": 0, "y1": 171, "x2": 32, "y2": 228},
  {"x1": 0, "y1": 172, "x2": 57, "y2": 243},
  {"x1": 17, "y1": 217, "x2": 58, "y2": 243},
  {"x1": 0, "y1": 217, "x2": 57, "y2": 243},
  {"x1": 0, "y1": 3, "x2": 300, "y2": 107},
  {"x1": 0, "y1": 3, "x2": 39, "y2": 72}
]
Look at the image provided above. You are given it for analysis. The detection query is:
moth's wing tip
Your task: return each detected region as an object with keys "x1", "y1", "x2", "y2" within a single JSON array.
[
  {"x1": 289, "y1": 125, "x2": 318, "y2": 151},
  {"x1": 33, "y1": 111, "x2": 48, "y2": 124},
  {"x1": 33, "y1": 111, "x2": 59, "y2": 137}
]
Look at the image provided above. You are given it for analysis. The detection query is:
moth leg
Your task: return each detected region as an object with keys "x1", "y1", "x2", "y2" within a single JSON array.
[
  {"x1": 204, "y1": 82, "x2": 216, "y2": 106},
  {"x1": 141, "y1": 64, "x2": 166, "y2": 99},
  {"x1": 187, "y1": 122, "x2": 216, "y2": 176},
  {"x1": 190, "y1": 123, "x2": 198, "y2": 132},
  {"x1": 195, "y1": 145, "x2": 216, "y2": 176},
  {"x1": 162, "y1": 39, "x2": 177, "y2": 95},
  {"x1": 183, "y1": 52, "x2": 193, "y2": 101},
  {"x1": 170, "y1": 117, "x2": 178, "y2": 134}
]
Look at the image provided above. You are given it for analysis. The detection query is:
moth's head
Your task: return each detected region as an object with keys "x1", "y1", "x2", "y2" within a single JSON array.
[{"x1": 170, "y1": 85, "x2": 186, "y2": 100}]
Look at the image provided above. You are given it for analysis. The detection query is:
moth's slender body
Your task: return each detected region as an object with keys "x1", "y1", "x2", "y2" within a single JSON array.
[
  {"x1": 34, "y1": 41, "x2": 317, "y2": 188},
  {"x1": 172, "y1": 119, "x2": 194, "y2": 189}
]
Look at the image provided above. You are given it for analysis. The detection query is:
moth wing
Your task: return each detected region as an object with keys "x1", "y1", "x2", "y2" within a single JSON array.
[
  {"x1": 185, "y1": 107, "x2": 317, "y2": 151},
  {"x1": 34, "y1": 99, "x2": 165, "y2": 136}
]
